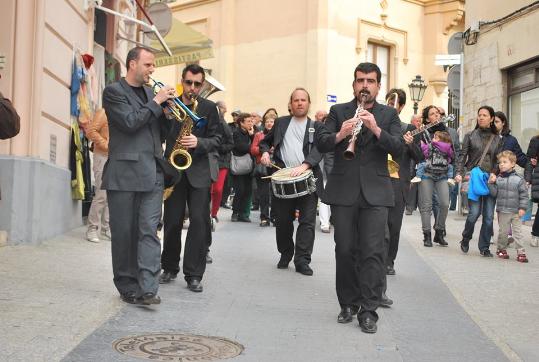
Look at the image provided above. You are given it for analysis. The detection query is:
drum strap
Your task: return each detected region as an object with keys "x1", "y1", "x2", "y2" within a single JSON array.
[{"x1": 307, "y1": 119, "x2": 315, "y2": 153}]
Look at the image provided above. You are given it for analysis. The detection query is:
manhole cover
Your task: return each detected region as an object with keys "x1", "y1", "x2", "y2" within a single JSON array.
[{"x1": 112, "y1": 333, "x2": 244, "y2": 361}]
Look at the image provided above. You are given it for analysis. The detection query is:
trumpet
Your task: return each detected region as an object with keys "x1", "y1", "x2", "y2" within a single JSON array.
[
  {"x1": 148, "y1": 77, "x2": 205, "y2": 127},
  {"x1": 343, "y1": 93, "x2": 367, "y2": 160}
]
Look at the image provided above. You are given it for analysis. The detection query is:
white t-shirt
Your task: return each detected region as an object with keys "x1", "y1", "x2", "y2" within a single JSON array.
[{"x1": 281, "y1": 117, "x2": 307, "y2": 168}]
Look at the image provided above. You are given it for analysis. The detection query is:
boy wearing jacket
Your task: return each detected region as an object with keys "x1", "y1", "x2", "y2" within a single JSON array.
[{"x1": 488, "y1": 151, "x2": 529, "y2": 262}]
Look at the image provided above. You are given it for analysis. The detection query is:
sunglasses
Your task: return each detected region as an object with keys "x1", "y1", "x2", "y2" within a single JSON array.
[{"x1": 183, "y1": 79, "x2": 203, "y2": 87}]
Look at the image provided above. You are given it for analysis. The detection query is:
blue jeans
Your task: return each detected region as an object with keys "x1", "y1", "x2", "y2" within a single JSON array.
[{"x1": 461, "y1": 194, "x2": 496, "y2": 252}]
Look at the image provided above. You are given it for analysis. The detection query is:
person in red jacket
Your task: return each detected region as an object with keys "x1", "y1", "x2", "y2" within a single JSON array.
[{"x1": 251, "y1": 112, "x2": 276, "y2": 226}]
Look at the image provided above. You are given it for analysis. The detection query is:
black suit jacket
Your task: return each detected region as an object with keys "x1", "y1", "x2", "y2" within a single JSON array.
[
  {"x1": 164, "y1": 97, "x2": 221, "y2": 188},
  {"x1": 315, "y1": 99, "x2": 403, "y2": 207},
  {"x1": 396, "y1": 122, "x2": 423, "y2": 184},
  {"x1": 102, "y1": 78, "x2": 173, "y2": 191},
  {"x1": 259, "y1": 115, "x2": 324, "y2": 190}
]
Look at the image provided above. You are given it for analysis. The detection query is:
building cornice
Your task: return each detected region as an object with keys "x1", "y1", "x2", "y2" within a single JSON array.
[
  {"x1": 402, "y1": 0, "x2": 464, "y2": 6},
  {"x1": 170, "y1": 0, "x2": 220, "y2": 12}
]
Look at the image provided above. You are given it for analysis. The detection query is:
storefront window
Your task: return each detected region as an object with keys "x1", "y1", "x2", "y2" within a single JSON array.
[
  {"x1": 508, "y1": 58, "x2": 539, "y2": 153},
  {"x1": 509, "y1": 87, "x2": 539, "y2": 152}
]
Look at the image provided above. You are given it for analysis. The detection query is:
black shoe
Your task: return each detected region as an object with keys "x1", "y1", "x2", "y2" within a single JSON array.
[
  {"x1": 423, "y1": 232, "x2": 432, "y2": 247},
  {"x1": 260, "y1": 219, "x2": 270, "y2": 227},
  {"x1": 386, "y1": 265, "x2": 396, "y2": 276},
  {"x1": 295, "y1": 264, "x2": 313, "y2": 276},
  {"x1": 337, "y1": 306, "x2": 359, "y2": 323},
  {"x1": 135, "y1": 292, "x2": 161, "y2": 305},
  {"x1": 231, "y1": 213, "x2": 239, "y2": 222},
  {"x1": 238, "y1": 216, "x2": 251, "y2": 222},
  {"x1": 159, "y1": 271, "x2": 177, "y2": 284},
  {"x1": 405, "y1": 209, "x2": 413, "y2": 215},
  {"x1": 120, "y1": 292, "x2": 137, "y2": 304},
  {"x1": 433, "y1": 230, "x2": 448, "y2": 246},
  {"x1": 480, "y1": 249, "x2": 493, "y2": 257},
  {"x1": 187, "y1": 278, "x2": 203, "y2": 292},
  {"x1": 358, "y1": 314, "x2": 378, "y2": 334},
  {"x1": 460, "y1": 238, "x2": 470, "y2": 253},
  {"x1": 206, "y1": 252, "x2": 213, "y2": 264},
  {"x1": 277, "y1": 256, "x2": 291, "y2": 269},
  {"x1": 380, "y1": 293, "x2": 393, "y2": 308}
]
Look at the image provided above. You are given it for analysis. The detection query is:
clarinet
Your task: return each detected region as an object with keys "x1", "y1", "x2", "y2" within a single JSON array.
[{"x1": 343, "y1": 94, "x2": 367, "y2": 160}]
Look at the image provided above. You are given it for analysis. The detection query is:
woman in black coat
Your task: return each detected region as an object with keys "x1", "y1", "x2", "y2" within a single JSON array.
[
  {"x1": 494, "y1": 111, "x2": 528, "y2": 168},
  {"x1": 231, "y1": 113, "x2": 255, "y2": 222},
  {"x1": 525, "y1": 135, "x2": 539, "y2": 246}
]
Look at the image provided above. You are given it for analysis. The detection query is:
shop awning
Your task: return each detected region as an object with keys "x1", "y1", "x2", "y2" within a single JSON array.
[{"x1": 151, "y1": 18, "x2": 214, "y2": 67}]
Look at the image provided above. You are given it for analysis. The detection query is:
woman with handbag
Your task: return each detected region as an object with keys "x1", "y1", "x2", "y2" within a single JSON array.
[
  {"x1": 251, "y1": 113, "x2": 276, "y2": 227},
  {"x1": 525, "y1": 134, "x2": 539, "y2": 246},
  {"x1": 231, "y1": 113, "x2": 255, "y2": 222},
  {"x1": 455, "y1": 106, "x2": 503, "y2": 257}
]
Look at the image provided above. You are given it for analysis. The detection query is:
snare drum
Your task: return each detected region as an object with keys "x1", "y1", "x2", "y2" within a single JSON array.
[{"x1": 271, "y1": 168, "x2": 317, "y2": 199}]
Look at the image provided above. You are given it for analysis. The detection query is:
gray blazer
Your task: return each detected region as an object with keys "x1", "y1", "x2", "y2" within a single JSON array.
[{"x1": 101, "y1": 78, "x2": 169, "y2": 192}]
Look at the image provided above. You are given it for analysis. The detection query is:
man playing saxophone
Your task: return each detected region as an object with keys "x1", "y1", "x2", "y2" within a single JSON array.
[
  {"x1": 159, "y1": 64, "x2": 221, "y2": 292},
  {"x1": 315, "y1": 62, "x2": 403, "y2": 333}
]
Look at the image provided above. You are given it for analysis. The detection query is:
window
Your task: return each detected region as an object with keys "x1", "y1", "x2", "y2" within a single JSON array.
[
  {"x1": 508, "y1": 58, "x2": 539, "y2": 153},
  {"x1": 367, "y1": 42, "x2": 390, "y2": 101}
]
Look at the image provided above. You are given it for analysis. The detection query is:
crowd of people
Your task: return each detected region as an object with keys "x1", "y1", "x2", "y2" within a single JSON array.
[{"x1": 84, "y1": 46, "x2": 539, "y2": 335}]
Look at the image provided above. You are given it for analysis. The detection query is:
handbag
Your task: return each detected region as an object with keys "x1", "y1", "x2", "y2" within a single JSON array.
[
  {"x1": 230, "y1": 153, "x2": 254, "y2": 175},
  {"x1": 461, "y1": 134, "x2": 494, "y2": 194}
]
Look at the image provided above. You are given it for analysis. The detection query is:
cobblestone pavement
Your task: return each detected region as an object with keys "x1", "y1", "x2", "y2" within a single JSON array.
[{"x1": 2, "y1": 208, "x2": 537, "y2": 361}]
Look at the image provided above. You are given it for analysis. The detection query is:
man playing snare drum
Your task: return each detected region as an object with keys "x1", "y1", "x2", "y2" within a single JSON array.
[{"x1": 259, "y1": 88, "x2": 324, "y2": 276}]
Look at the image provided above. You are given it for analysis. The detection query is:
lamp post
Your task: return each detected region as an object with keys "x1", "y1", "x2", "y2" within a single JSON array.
[{"x1": 408, "y1": 75, "x2": 428, "y2": 114}]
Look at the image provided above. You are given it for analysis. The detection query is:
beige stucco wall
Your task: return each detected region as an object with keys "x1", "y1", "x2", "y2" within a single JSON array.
[
  {"x1": 160, "y1": 0, "x2": 464, "y2": 124},
  {"x1": 462, "y1": 1, "x2": 539, "y2": 132}
]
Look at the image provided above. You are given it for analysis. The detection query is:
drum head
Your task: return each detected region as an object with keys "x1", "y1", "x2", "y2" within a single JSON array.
[{"x1": 271, "y1": 168, "x2": 312, "y2": 180}]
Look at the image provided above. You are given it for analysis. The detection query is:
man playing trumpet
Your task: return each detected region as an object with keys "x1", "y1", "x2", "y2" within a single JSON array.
[
  {"x1": 102, "y1": 46, "x2": 177, "y2": 305},
  {"x1": 315, "y1": 63, "x2": 403, "y2": 333}
]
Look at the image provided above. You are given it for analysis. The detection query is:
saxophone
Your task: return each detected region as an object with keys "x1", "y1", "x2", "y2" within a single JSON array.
[{"x1": 163, "y1": 96, "x2": 196, "y2": 200}]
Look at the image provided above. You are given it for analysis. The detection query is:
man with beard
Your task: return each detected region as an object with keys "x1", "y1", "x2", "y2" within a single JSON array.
[
  {"x1": 260, "y1": 88, "x2": 324, "y2": 276},
  {"x1": 315, "y1": 63, "x2": 403, "y2": 333}
]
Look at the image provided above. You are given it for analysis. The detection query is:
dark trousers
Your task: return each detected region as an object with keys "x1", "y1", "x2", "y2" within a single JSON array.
[
  {"x1": 332, "y1": 203, "x2": 388, "y2": 314},
  {"x1": 107, "y1": 171, "x2": 163, "y2": 297},
  {"x1": 161, "y1": 175, "x2": 210, "y2": 280},
  {"x1": 232, "y1": 174, "x2": 252, "y2": 215},
  {"x1": 405, "y1": 183, "x2": 418, "y2": 212},
  {"x1": 272, "y1": 192, "x2": 317, "y2": 266},
  {"x1": 387, "y1": 179, "x2": 405, "y2": 267},
  {"x1": 256, "y1": 177, "x2": 271, "y2": 221},
  {"x1": 533, "y1": 205, "x2": 539, "y2": 237}
]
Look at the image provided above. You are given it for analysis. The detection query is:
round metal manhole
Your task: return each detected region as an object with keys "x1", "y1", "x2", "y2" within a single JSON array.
[{"x1": 112, "y1": 333, "x2": 244, "y2": 361}]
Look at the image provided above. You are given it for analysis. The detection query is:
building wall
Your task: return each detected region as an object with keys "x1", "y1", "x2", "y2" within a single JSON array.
[
  {"x1": 463, "y1": 1, "x2": 539, "y2": 135},
  {"x1": 0, "y1": 0, "x2": 95, "y2": 244},
  {"x1": 160, "y1": 0, "x2": 464, "y2": 124}
]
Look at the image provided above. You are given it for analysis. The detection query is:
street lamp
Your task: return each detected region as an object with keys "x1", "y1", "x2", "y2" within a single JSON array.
[{"x1": 408, "y1": 75, "x2": 428, "y2": 114}]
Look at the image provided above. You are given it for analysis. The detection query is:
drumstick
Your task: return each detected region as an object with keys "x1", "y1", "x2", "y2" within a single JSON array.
[
  {"x1": 270, "y1": 163, "x2": 281, "y2": 170},
  {"x1": 260, "y1": 175, "x2": 273, "y2": 179}
]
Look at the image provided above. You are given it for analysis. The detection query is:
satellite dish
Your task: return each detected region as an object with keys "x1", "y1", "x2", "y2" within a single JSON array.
[
  {"x1": 447, "y1": 65, "x2": 460, "y2": 93},
  {"x1": 145, "y1": 2, "x2": 172, "y2": 39},
  {"x1": 448, "y1": 32, "x2": 464, "y2": 55}
]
